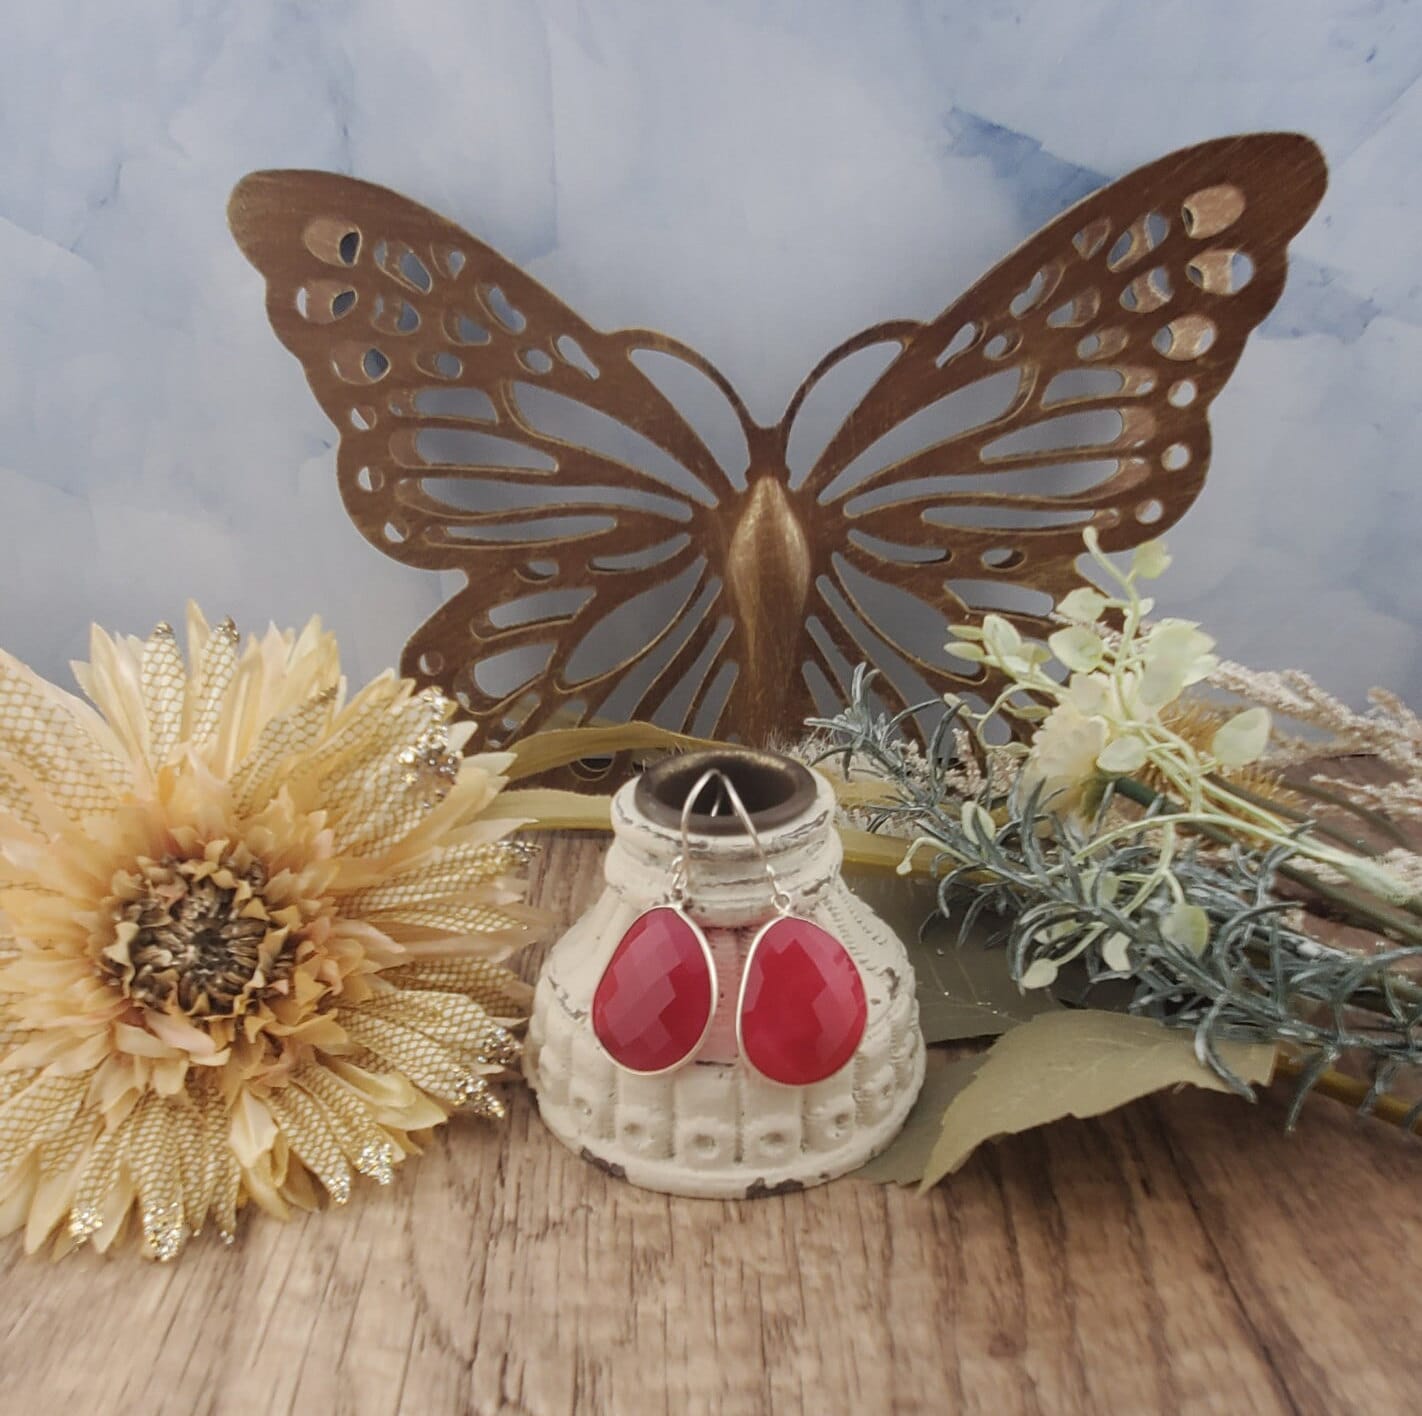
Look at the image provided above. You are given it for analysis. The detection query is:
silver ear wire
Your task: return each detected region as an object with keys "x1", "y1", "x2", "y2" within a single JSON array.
[
  {"x1": 678, "y1": 768, "x2": 792, "y2": 917},
  {"x1": 671, "y1": 767, "x2": 727, "y2": 907}
]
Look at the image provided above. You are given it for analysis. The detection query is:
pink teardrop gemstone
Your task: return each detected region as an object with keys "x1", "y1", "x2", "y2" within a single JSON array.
[
  {"x1": 739, "y1": 917, "x2": 867, "y2": 1086},
  {"x1": 592, "y1": 907, "x2": 714, "y2": 1073}
]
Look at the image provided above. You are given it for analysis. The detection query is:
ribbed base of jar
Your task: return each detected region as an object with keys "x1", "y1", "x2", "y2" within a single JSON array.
[{"x1": 531, "y1": 1044, "x2": 925, "y2": 1198}]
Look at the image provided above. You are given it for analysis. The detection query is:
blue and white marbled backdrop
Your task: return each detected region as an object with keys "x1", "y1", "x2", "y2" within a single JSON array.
[{"x1": 0, "y1": 0, "x2": 1417, "y2": 707}]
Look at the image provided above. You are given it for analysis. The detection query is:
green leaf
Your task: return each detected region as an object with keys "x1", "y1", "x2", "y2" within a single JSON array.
[
  {"x1": 852, "y1": 1049, "x2": 983, "y2": 1184},
  {"x1": 1162, "y1": 902, "x2": 1211, "y2": 955},
  {"x1": 1082, "y1": 867, "x2": 1121, "y2": 905},
  {"x1": 1004, "y1": 702, "x2": 1050, "y2": 723},
  {"x1": 945, "y1": 641, "x2": 986, "y2": 663},
  {"x1": 921, "y1": 1011, "x2": 1276, "y2": 1188},
  {"x1": 918, "y1": 941, "x2": 1060, "y2": 1039},
  {"x1": 1131, "y1": 539, "x2": 1173, "y2": 579},
  {"x1": 843, "y1": 869, "x2": 1060, "y2": 1043},
  {"x1": 1186, "y1": 653, "x2": 1219, "y2": 685},
  {"x1": 960, "y1": 800, "x2": 996, "y2": 843},
  {"x1": 1019, "y1": 957, "x2": 1059, "y2": 989},
  {"x1": 981, "y1": 614, "x2": 1022, "y2": 660},
  {"x1": 1137, "y1": 660, "x2": 1188, "y2": 710},
  {"x1": 1096, "y1": 735, "x2": 1148, "y2": 774},
  {"x1": 1330, "y1": 854, "x2": 1417, "y2": 905},
  {"x1": 1138, "y1": 620, "x2": 1217, "y2": 708},
  {"x1": 1048, "y1": 625, "x2": 1104, "y2": 672},
  {"x1": 1101, "y1": 931, "x2": 1131, "y2": 971},
  {"x1": 1057, "y1": 586, "x2": 1109, "y2": 625},
  {"x1": 1211, "y1": 706, "x2": 1271, "y2": 767}
]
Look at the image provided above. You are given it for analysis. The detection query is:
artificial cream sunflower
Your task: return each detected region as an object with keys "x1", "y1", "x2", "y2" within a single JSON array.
[{"x1": 0, "y1": 607, "x2": 539, "y2": 1259}]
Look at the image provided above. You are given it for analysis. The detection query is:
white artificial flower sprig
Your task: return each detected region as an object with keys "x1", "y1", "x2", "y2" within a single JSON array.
[{"x1": 940, "y1": 530, "x2": 1416, "y2": 985}]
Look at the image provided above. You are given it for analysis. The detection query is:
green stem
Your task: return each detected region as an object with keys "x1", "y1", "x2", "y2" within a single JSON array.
[
  {"x1": 1274, "y1": 1053, "x2": 1422, "y2": 1135},
  {"x1": 1282, "y1": 865, "x2": 1422, "y2": 943},
  {"x1": 1214, "y1": 774, "x2": 1384, "y2": 856},
  {"x1": 1121, "y1": 819, "x2": 1179, "y2": 915},
  {"x1": 1288, "y1": 775, "x2": 1413, "y2": 851},
  {"x1": 1081, "y1": 807, "x2": 1305, "y2": 862},
  {"x1": 1110, "y1": 777, "x2": 1422, "y2": 949}
]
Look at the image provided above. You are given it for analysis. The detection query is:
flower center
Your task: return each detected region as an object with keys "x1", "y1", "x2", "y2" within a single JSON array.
[{"x1": 101, "y1": 852, "x2": 297, "y2": 1017}]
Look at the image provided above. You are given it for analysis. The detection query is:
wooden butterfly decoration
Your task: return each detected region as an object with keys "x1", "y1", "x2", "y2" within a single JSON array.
[{"x1": 229, "y1": 133, "x2": 1326, "y2": 752}]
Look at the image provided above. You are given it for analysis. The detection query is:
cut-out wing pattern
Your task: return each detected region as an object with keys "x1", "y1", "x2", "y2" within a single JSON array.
[{"x1": 229, "y1": 133, "x2": 1326, "y2": 748}]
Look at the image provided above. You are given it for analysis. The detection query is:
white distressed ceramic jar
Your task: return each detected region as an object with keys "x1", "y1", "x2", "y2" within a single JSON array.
[{"x1": 525, "y1": 750, "x2": 925, "y2": 1197}]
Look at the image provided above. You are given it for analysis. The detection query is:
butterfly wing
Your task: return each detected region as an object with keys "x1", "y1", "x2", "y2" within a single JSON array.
[
  {"x1": 786, "y1": 133, "x2": 1327, "y2": 719},
  {"x1": 231, "y1": 135, "x2": 1327, "y2": 752},
  {"x1": 229, "y1": 171, "x2": 758, "y2": 746}
]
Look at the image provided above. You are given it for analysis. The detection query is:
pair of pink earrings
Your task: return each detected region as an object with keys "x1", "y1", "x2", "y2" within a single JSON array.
[{"x1": 591, "y1": 769, "x2": 867, "y2": 1086}]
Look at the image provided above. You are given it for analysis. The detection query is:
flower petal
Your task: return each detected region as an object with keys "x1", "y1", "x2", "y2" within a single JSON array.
[
  {"x1": 229, "y1": 1090, "x2": 279, "y2": 1170},
  {"x1": 1065, "y1": 673, "x2": 1109, "y2": 715}
]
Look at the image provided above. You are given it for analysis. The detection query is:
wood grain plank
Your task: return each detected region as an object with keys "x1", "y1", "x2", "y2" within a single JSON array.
[{"x1": 2, "y1": 830, "x2": 1421, "y2": 1415}]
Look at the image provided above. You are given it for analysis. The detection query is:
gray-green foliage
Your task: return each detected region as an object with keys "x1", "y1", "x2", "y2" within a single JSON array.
[{"x1": 813, "y1": 668, "x2": 1422, "y2": 1129}]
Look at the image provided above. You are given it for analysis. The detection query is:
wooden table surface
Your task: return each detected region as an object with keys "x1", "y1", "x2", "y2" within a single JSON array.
[{"x1": 3, "y1": 832, "x2": 1420, "y2": 1416}]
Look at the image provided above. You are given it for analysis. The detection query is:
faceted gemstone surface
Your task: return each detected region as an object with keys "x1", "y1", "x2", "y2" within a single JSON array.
[
  {"x1": 739, "y1": 917, "x2": 867, "y2": 1086},
  {"x1": 592, "y1": 906, "x2": 714, "y2": 1073}
]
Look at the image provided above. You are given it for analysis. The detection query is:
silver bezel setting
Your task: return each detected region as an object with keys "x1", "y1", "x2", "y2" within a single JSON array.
[
  {"x1": 735, "y1": 913, "x2": 866, "y2": 1087},
  {"x1": 593, "y1": 904, "x2": 719, "y2": 1077}
]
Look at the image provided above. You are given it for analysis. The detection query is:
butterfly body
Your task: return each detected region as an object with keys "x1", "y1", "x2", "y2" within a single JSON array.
[
  {"x1": 230, "y1": 135, "x2": 1326, "y2": 752},
  {"x1": 721, "y1": 475, "x2": 810, "y2": 734}
]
